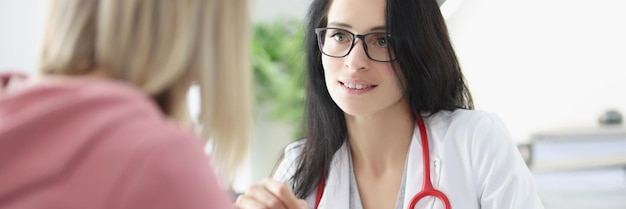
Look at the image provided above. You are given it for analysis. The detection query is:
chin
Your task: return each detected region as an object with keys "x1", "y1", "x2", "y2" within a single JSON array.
[
  {"x1": 337, "y1": 103, "x2": 374, "y2": 117},
  {"x1": 330, "y1": 92, "x2": 376, "y2": 116}
]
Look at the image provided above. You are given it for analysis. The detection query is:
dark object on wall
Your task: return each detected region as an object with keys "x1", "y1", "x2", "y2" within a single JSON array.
[{"x1": 599, "y1": 110, "x2": 622, "y2": 125}]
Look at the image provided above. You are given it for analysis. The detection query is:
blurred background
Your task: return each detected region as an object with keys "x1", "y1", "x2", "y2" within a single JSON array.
[{"x1": 1, "y1": 0, "x2": 625, "y2": 208}]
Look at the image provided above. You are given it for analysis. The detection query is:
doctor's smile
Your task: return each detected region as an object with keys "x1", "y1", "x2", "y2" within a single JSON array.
[{"x1": 339, "y1": 80, "x2": 378, "y2": 94}]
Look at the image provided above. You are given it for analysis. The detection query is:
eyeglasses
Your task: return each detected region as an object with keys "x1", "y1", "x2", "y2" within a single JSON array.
[{"x1": 315, "y1": 27, "x2": 396, "y2": 62}]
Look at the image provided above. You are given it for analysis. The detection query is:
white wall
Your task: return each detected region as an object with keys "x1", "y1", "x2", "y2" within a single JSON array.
[
  {"x1": 0, "y1": 0, "x2": 47, "y2": 73},
  {"x1": 446, "y1": 0, "x2": 626, "y2": 143},
  {"x1": 249, "y1": 0, "x2": 310, "y2": 23}
]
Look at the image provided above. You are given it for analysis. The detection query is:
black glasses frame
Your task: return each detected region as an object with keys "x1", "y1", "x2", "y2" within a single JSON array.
[{"x1": 314, "y1": 27, "x2": 396, "y2": 62}]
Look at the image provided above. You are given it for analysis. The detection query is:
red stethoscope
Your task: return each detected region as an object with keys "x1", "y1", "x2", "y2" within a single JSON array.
[{"x1": 314, "y1": 117, "x2": 451, "y2": 209}]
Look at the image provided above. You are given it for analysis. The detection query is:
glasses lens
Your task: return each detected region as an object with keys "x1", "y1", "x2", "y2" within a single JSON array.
[
  {"x1": 318, "y1": 28, "x2": 353, "y2": 57},
  {"x1": 364, "y1": 33, "x2": 395, "y2": 61}
]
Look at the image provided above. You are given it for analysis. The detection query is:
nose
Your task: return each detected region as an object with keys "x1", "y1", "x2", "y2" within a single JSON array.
[{"x1": 344, "y1": 39, "x2": 369, "y2": 71}]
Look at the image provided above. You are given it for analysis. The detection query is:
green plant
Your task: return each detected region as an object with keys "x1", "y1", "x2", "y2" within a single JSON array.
[{"x1": 252, "y1": 18, "x2": 306, "y2": 138}]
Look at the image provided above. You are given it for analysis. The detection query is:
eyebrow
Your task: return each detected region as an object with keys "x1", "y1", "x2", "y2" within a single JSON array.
[{"x1": 327, "y1": 22, "x2": 386, "y2": 32}]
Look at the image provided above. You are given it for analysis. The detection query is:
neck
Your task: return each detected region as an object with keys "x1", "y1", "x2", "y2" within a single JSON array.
[{"x1": 346, "y1": 100, "x2": 414, "y2": 175}]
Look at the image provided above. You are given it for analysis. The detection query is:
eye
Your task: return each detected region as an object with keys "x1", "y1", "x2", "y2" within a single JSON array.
[
  {"x1": 368, "y1": 33, "x2": 390, "y2": 48},
  {"x1": 330, "y1": 32, "x2": 350, "y2": 42},
  {"x1": 376, "y1": 37, "x2": 388, "y2": 47}
]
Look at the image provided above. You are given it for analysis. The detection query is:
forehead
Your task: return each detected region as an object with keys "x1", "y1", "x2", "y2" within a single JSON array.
[{"x1": 326, "y1": 0, "x2": 387, "y2": 32}]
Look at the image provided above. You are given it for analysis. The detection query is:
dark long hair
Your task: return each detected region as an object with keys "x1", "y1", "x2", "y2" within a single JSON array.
[{"x1": 291, "y1": 0, "x2": 474, "y2": 198}]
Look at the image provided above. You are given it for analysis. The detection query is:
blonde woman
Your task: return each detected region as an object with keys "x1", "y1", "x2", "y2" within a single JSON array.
[{"x1": 0, "y1": 0, "x2": 250, "y2": 208}]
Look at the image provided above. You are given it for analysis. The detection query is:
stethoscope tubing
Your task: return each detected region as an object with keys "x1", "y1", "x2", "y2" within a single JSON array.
[{"x1": 408, "y1": 116, "x2": 451, "y2": 209}]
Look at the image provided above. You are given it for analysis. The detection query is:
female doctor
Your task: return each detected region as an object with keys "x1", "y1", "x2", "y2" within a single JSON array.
[{"x1": 236, "y1": 0, "x2": 545, "y2": 208}]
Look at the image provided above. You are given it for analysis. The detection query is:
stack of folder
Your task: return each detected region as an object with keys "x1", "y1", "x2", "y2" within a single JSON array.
[{"x1": 527, "y1": 125, "x2": 626, "y2": 209}]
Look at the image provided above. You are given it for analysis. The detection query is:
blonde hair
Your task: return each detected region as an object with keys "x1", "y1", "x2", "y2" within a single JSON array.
[{"x1": 39, "y1": 0, "x2": 252, "y2": 185}]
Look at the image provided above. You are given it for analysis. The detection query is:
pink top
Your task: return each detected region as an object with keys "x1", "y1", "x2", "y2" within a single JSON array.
[{"x1": 0, "y1": 73, "x2": 234, "y2": 209}]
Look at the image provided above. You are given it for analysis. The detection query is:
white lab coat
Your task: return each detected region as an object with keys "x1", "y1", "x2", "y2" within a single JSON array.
[{"x1": 273, "y1": 110, "x2": 545, "y2": 209}]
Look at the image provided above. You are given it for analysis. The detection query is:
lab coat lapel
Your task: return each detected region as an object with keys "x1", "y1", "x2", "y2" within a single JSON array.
[
  {"x1": 317, "y1": 142, "x2": 350, "y2": 209},
  {"x1": 403, "y1": 123, "x2": 438, "y2": 209}
]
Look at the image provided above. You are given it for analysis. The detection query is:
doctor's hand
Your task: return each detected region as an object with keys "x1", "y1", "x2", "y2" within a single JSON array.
[{"x1": 235, "y1": 178, "x2": 308, "y2": 209}]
